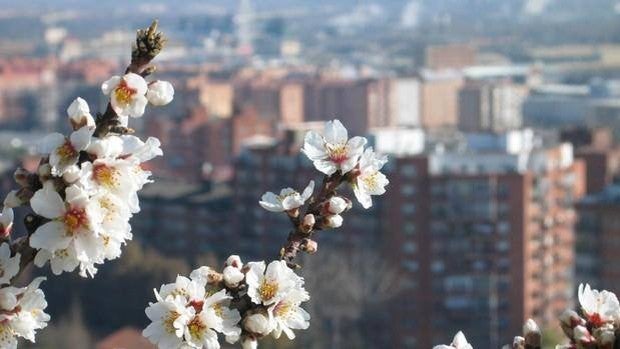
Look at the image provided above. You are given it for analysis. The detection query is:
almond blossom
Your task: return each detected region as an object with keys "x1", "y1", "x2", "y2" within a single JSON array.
[
  {"x1": 577, "y1": 283, "x2": 620, "y2": 327},
  {"x1": 38, "y1": 126, "x2": 93, "y2": 176},
  {"x1": 258, "y1": 181, "x2": 314, "y2": 213},
  {"x1": 143, "y1": 292, "x2": 193, "y2": 349},
  {"x1": 433, "y1": 331, "x2": 473, "y2": 349},
  {"x1": 101, "y1": 73, "x2": 149, "y2": 118},
  {"x1": 29, "y1": 183, "x2": 103, "y2": 276},
  {"x1": 301, "y1": 119, "x2": 367, "y2": 175},
  {"x1": 269, "y1": 288, "x2": 310, "y2": 340},
  {"x1": 0, "y1": 277, "x2": 50, "y2": 348},
  {"x1": 246, "y1": 260, "x2": 304, "y2": 306},
  {"x1": 352, "y1": 147, "x2": 389, "y2": 209}
]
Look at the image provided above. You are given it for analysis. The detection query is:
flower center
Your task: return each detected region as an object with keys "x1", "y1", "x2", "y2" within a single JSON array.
[
  {"x1": 187, "y1": 316, "x2": 206, "y2": 340},
  {"x1": 56, "y1": 140, "x2": 77, "y2": 163},
  {"x1": 93, "y1": 164, "x2": 119, "y2": 189},
  {"x1": 589, "y1": 313, "x2": 605, "y2": 327},
  {"x1": 189, "y1": 300, "x2": 204, "y2": 313},
  {"x1": 327, "y1": 144, "x2": 348, "y2": 164},
  {"x1": 212, "y1": 303, "x2": 223, "y2": 317},
  {"x1": 63, "y1": 207, "x2": 88, "y2": 234},
  {"x1": 362, "y1": 172, "x2": 379, "y2": 190},
  {"x1": 259, "y1": 279, "x2": 279, "y2": 302},
  {"x1": 114, "y1": 80, "x2": 136, "y2": 106},
  {"x1": 54, "y1": 249, "x2": 69, "y2": 258},
  {"x1": 274, "y1": 301, "x2": 291, "y2": 317},
  {"x1": 163, "y1": 311, "x2": 180, "y2": 334}
]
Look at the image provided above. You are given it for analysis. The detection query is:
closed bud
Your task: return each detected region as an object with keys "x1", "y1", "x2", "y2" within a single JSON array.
[
  {"x1": 574, "y1": 325, "x2": 595, "y2": 344},
  {"x1": 325, "y1": 196, "x2": 347, "y2": 215},
  {"x1": 3, "y1": 190, "x2": 22, "y2": 208},
  {"x1": 241, "y1": 337, "x2": 258, "y2": 349},
  {"x1": 13, "y1": 167, "x2": 30, "y2": 187},
  {"x1": 62, "y1": 165, "x2": 81, "y2": 184},
  {"x1": 523, "y1": 319, "x2": 541, "y2": 348},
  {"x1": 67, "y1": 97, "x2": 95, "y2": 130},
  {"x1": 324, "y1": 214, "x2": 343, "y2": 228},
  {"x1": 223, "y1": 265, "x2": 244, "y2": 288},
  {"x1": 301, "y1": 214, "x2": 315, "y2": 233},
  {"x1": 243, "y1": 312, "x2": 273, "y2": 336},
  {"x1": 301, "y1": 239, "x2": 318, "y2": 254},
  {"x1": 559, "y1": 309, "x2": 585, "y2": 340},
  {"x1": 593, "y1": 324, "x2": 615, "y2": 347},
  {"x1": 226, "y1": 255, "x2": 243, "y2": 269},
  {"x1": 512, "y1": 336, "x2": 524, "y2": 349}
]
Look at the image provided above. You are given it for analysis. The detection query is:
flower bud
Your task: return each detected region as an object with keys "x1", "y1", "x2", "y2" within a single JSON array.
[
  {"x1": 243, "y1": 312, "x2": 273, "y2": 336},
  {"x1": 223, "y1": 265, "x2": 244, "y2": 288},
  {"x1": 523, "y1": 319, "x2": 541, "y2": 348},
  {"x1": 301, "y1": 239, "x2": 318, "y2": 254},
  {"x1": 3, "y1": 190, "x2": 21, "y2": 208},
  {"x1": 326, "y1": 196, "x2": 347, "y2": 215},
  {"x1": 324, "y1": 214, "x2": 343, "y2": 228},
  {"x1": 226, "y1": 255, "x2": 243, "y2": 269},
  {"x1": 225, "y1": 333, "x2": 240, "y2": 345},
  {"x1": 512, "y1": 336, "x2": 524, "y2": 349},
  {"x1": 559, "y1": 309, "x2": 585, "y2": 340},
  {"x1": 241, "y1": 337, "x2": 258, "y2": 349},
  {"x1": 593, "y1": 324, "x2": 615, "y2": 347},
  {"x1": 67, "y1": 97, "x2": 95, "y2": 130},
  {"x1": 13, "y1": 167, "x2": 31, "y2": 187},
  {"x1": 301, "y1": 214, "x2": 315, "y2": 233},
  {"x1": 147, "y1": 80, "x2": 174, "y2": 106},
  {"x1": 62, "y1": 165, "x2": 81, "y2": 184},
  {"x1": 574, "y1": 325, "x2": 595, "y2": 344}
]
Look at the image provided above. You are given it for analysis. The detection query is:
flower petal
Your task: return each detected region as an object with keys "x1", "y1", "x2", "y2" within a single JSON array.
[
  {"x1": 30, "y1": 221, "x2": 72, "y2": 251},
  {"x1": 30, "y1": 186, "x2": 65, "y2": 219},
  {"x1": 324, "y1": 119, "x2": 348, "y2": 144}
]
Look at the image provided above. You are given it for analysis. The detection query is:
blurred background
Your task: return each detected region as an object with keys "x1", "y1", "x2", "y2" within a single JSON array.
[{"x1": 0, "y1": 0, "x2": 619, "y2": 348}]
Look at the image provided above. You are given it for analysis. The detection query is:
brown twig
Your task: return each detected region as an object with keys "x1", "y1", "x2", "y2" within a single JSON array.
[{"x1": 279, "y1": 172, "x2": 345, "y2": 268}]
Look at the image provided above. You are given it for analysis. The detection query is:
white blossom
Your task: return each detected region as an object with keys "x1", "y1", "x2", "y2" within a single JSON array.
[
  {"x1": 222, "y1": 266, "x2": 244, "y2": 288},
  {"x1": 0, "y1": 277, "x2": 49, "y2": 347},
  {"x1": 147, "y1": 80, "x2": 175, "y2": 106},
  {"x1": 269, "y1": 288, "x2": 310, "y2": 340},
  {"x1": 577, "y1": 283, "x2": 620, "y2": 326},
  {"x1": 143, "y1": 292, "x2": 193, "y2": 349},
  {"x1": 246, "y1": 260, "x2": 303, "y2": 306},
  {"x1": 38, "y1": 126, "x2": 93, "y2": 176},
  {"x1": 353, "y1": 147, "x2": 389, "y2": 209},
  {"x1": 101, "y1": 73, "x2": 149, "y2": 118},
  {"x1": 67, "y1": 97, "x2": 95, "y2": 130},
  {"x1": 259, "y1": 181, "x2": 314, "y2": 212},
  {"x1": 0, "y1": 243, "x2": 19, "y2": 285},
  {"x1": 302, "y1": 119, "x2": 367, "y2": 175},
  {"x1": 29, "y1": 183, "x2": 103, "y2": 276},
  {"x1": 325, "y1": 196, "x2": 347, "y2": 215}
]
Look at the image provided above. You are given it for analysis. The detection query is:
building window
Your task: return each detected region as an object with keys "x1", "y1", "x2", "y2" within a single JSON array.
[
  {"x1": 403, "y1": 223, "x2": 416, "y2": 235},
  {"x1": 400, "y1": 164, "x2": 417, "y2": 178},
  {"x1": 403, "y1": 241, "x2": 417, "y2": 254}
]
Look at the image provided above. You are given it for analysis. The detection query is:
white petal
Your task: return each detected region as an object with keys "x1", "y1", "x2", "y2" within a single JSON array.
[
  {"x1": 123, "y1": 73, "x2": 148, "y2": 95},
  {"x1": 30, "y1": 221, "x2": 72, "y2": 251},
  {"x1": 147, "y1": 80, "x2": 175, "y2": 106},
  {"x1": 128, "y1": 95, "x2": 148, "y2": 118},
  {"x1": 30, "y1": 187, "x2": 65, "y2": 219},
  {"x1": 301, "y1": 131, "x2": 327, "y2": 160},
  {"x1": 313, "y1": 159, "x2": 338, "y2": 175},
  {"x1": 38, "y1": 133, "x2": 65, "y2": 155},
  {"x1": 101, "y1": 76, "x2": 121, "y2": 95},
  {"x1": 324, "y1": 119, "x2": 348, "y2": 144},
  {"x1": 69, "y1": 126, "x2": 93, "y2": 151},
  {"x1": 300, "y1": 180, "x2": 315, "y2": 201}
]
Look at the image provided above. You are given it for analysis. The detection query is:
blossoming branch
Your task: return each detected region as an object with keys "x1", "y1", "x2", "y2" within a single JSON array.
[
  {"x1": 143, "y1": 119, "x2": 390, "y2": 349},
  {"x1": 0, "y1": 21, "x2": 172, "y2": 348}
]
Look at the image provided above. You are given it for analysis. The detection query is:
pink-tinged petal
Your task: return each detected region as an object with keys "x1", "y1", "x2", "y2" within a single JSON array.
[
  {"x1": 128, "y1": 95, "x2": 148, "y2": 118},
  {"x1": 30, "y1": 221, "x2": 71, "y2": 251},
  {"x1": 124, "y1": 73, "x2": 148, "y2": 95},
  {"x1": 301, "y1": 131, "x2": 327, "y2": 160},
  {"x1": 69, "y1": 126, "x2": 93, "y2": 151},
  {"x1": 30, "y1": 187, "x2": 65, "y2": 219},
  {"x1": 101, "y1": 76, "x2": 121, "y2": 95},
  {"x1": 339, "y1": 156, "x2": 360, "y2": 175},
  {"x1": 38, "y1": 133, "x2": 65, "y2": 155},
  {"x1": 313, "y1": 159, "x2": 338, "y2": 175},
  {"x1": 324, "y1": 119, "x2": 348, "y2": 144}
]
